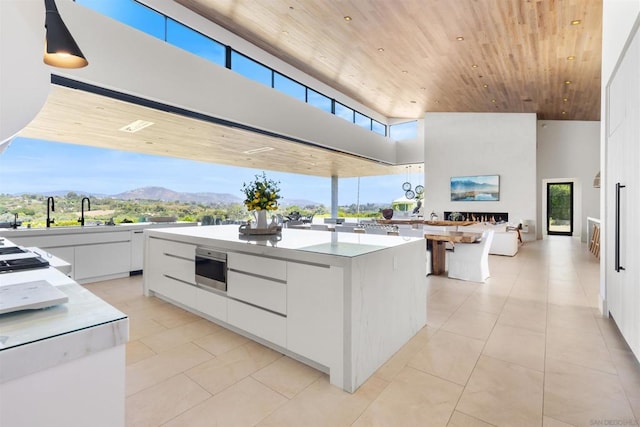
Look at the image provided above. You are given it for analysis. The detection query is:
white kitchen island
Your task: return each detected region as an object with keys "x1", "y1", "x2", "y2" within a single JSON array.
[
  {"x1": 144, "y1": 224, "x2": 427, "y2": 392},
  {"x1": 0, "y1": 239, "x2": 129, "y2": 427}
]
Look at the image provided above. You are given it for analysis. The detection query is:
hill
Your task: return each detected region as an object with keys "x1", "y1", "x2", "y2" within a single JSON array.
[{"x1": 112, "y1": 186, "x2": 243, "y2": 205}]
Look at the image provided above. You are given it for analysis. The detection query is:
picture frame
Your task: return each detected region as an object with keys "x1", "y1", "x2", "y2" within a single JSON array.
[{"x1": 450, "y1": 175, "x2": 500, "y2": 201}]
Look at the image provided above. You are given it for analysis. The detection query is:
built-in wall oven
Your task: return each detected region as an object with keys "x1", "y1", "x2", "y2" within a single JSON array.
[{"x1": 195, "y1": 247, "x2": 227, "y2": 292}]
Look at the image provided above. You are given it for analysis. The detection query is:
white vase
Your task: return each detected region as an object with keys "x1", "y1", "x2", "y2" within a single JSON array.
[{"x1": 254, "y1": 210, "x2": 268, "y2": 229}]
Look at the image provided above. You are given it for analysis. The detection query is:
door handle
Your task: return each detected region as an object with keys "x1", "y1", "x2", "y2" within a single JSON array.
[{"x1": 615, "y1": 182, "x2": 626, "y2": 272}]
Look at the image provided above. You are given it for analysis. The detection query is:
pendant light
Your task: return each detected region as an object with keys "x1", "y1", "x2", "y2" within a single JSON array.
[{"x1": 43, "y1": 0, "x2": 89, "y2": 69}]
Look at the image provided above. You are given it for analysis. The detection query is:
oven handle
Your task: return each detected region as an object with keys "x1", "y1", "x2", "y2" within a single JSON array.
[{"x1": 195, "y1": 247, "x2": 227, "y2": 263}]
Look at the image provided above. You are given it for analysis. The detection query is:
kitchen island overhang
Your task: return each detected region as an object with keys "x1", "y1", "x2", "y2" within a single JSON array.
[{"x1": 144, "y1": 225, "x2": 427, "y2": 392}]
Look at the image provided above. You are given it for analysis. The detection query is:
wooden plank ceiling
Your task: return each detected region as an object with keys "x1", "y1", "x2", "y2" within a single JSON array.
[
  {"x1": 20, "y1": 0, "x2": 602, "y2": 179},
  {"x1": 176, "y1": 0, "x2": 603, "y2": 121},
  {"x1": 19, "y1": 85, "x2": 407, "y2": 178}
]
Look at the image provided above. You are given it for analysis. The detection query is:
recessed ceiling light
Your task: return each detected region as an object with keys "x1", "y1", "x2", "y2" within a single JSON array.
[
  {"x1": 562, "y1": 111, "x2": 567, "y2": 115},
  {"x1": 563, "y1": 98, "x2": 568, "y2": 102},
  {"x1": 564, "y1": 80, "x2": 572, "y2": 85},
  {"x1": 567, "y1": 55, "x2": 576, "y2": 60},
  {"x1": 456, "y1": 36, "x2": 464, "y2": 41},
  {"x1": 571, "y1": 20, "x2": 581, "y2": 25},
  {"x1": 344, "y1": 16, "x2": 352, "y2": 21},
  {"x1": 483, "y1": 84, "x2": 488, "y2": 88},
  {"x1": 491, "y1": 99, "x2": 496, "y2": 103},
  {"x1": 243, "y1": 147, "x2": 274, "y2": 155},
  {"x1": 471, "y1": 64, "x2": 478, "y2": 68},
  {"x1": 378, "y1": 48, "x2": 384, "y2": 52},
  {"x1": 119, "y1": 120, "x2": 154, "y2": 133}
]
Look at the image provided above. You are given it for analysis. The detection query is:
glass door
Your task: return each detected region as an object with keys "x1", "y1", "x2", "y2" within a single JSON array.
[{"x1": 547, "y1": 182, "x2": 573, "y2": 236}]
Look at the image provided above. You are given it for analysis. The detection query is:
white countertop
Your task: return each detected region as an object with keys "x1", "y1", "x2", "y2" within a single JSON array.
[
  {"x1": 0, "y1": 221, "x2": 196, "y2": 237},
  {"x1": 0, "y1": 239, "x2": 128, "y2": 383},
  {"x1": 146, "y1": 224, "x2": 423, "y2": 258}
]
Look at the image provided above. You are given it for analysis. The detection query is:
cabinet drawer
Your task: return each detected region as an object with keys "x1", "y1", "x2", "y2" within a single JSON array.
[
  {"x1": 152, "y1": 275, "x2": 197, "y2": 307},
  {"x1": 228, "y1": 252, "x2": 286, "y2": 281},
  {"x1": 227, "y1": 270, "x2": 286, "y2": 314},
  {"x1": 150, "y1": 237, "x2": 195, "y2": 260},
  {"x1": 227, "y1": 299, "x2": 286, "y2": 347},
  {"x1": 195, "y1": 288, "x2": 227, "y2": 321},
  {"x1": 163, "y1": 253, "x2": 194, "y2": 284}
]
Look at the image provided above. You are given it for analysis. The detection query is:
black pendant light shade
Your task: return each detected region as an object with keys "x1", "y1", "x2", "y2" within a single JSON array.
[{"x1": 43, "y1": 0, "x2": 88, "y2": 68}]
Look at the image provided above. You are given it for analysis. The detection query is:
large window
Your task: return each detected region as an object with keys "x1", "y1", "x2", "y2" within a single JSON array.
[
  {"x1": 335, "y1": 103, "x2": 354, "y2": 123},
  {"x1": 274, "y1": 73, "x2": 306, "y2": 102},
  {"x1": 166, "y1": 19, "x2": 226, "y2": 67},
  {"x1": 372, "y1": 120, "x2": 386, "y2": 136},
  {"x1": 76, "y1": 0, "x2": 165, "y2": 40},
  {"x1": 230, "y1": 52, "x2": 272, "y2": 87},
  {"x1": 389, "y1": 121, "x2": 418, "y2": 140},
  {"x1": 355, "y1": 112, "x2": 372, "y2": 131},
  {"x1": 78, "y1": 0, "x2": 387, "y2": 137},
  {"x1": 307, "y1": 90, "x2": 332, "y2": 114}
]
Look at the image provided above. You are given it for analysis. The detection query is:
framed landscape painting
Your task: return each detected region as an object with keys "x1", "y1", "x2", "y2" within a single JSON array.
[{"x1": 450, "y1": 175, "x2": 500, "y2": 201}]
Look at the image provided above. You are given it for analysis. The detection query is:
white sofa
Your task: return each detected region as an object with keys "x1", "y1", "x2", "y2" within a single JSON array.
[{"x1": 464, "y1": 223, "x2": 519, "y2": 256}]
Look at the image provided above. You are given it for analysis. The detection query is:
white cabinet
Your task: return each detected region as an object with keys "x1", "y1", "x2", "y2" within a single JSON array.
[
  {"x1": 145, "y1": 237, "x2": 197, "y2": 308},
  {"x1": 10, "y1": 230, "x2": 132, "y2": 283},
  {"x1": 226, "y1": 252, "x2": 288, "y2": 346},
  {"x1": 130, "y1": 230, "x2": 145, "y2": 271},
  {"x1": 74, "y1": 241, "x2": 131, "y2": 281},
  {"x1": 152, "y1": 274, "x2": 197, "y2": 308},
  {"x1": 605, "y1": 24, "x2": 640, "y2": 360},
  {"x1": 227, "y1": 299, "x2": 286, "y2": 347},
  {"x1": 228, "y1": 252, "x2": 287, "y2": 281},
  {"x1": 195, "y1": 288, "x2": 227, "y2": 321},
  {"x1": 227, "y1": 270, "x2": 287, "y2": 315},
  {"x1": 286, "y1": 262, "x2": 343, "y2": 367}
]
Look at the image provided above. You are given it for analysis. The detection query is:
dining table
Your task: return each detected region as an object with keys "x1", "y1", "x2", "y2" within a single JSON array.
[{"x1": 425, "y1": 230, "x2": 484, "y2": 275}]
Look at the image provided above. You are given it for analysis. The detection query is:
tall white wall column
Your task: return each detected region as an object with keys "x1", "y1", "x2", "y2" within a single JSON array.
[{"x1": 331, "y1": 175, "x2": 339, "y2": 218}]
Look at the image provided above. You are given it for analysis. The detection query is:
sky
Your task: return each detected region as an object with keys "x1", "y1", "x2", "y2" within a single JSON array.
[{"x1": 0, "y1": 138, "x2": 417, "y2": 207}]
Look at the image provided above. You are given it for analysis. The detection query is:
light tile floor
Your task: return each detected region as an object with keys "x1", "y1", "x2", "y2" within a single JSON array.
[{"x1": 83, "y1": 236, "x2": 640, "y2": 426}]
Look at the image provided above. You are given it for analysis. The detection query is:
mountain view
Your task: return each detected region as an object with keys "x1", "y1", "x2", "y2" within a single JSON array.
[{"x1": 0, "y1": 187, "x2": 383, "y2": 228}]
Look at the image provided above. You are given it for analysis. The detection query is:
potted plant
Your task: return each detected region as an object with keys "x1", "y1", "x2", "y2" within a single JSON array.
[{"x1": 241, "y1": 172, "x2": 281, "y2": 228}]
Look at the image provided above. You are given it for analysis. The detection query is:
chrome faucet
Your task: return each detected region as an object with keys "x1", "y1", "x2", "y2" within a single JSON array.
[
  {"x1": 46, "y1": 197, "x2": 55, "y2": 228},
  {"x1": 79, "y1": 197, "x2": 91, "y2": 226}
]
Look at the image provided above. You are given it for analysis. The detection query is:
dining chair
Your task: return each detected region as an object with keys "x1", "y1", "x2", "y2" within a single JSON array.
[{"x1": 447, "y1": 230, "x2": 494, "y2": 282}]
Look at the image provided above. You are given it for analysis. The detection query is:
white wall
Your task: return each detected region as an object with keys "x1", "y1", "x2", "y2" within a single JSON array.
[
  {"x1": 600, "y1": 0, "x2": 640, "y2": 314},
  {"x1": 537, "y1": 120, "x2": 600, "y2": 241},
  {"x1": 423, "y1": 113, "x2": 537, "y2": 230}
]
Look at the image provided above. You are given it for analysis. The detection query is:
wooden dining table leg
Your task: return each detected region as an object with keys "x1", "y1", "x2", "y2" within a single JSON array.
[{"x1": 428, "y1": 239, "x2": 447, "y2": 275}]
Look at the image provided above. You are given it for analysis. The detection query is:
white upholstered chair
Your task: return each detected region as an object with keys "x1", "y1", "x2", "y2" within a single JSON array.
[{"x1": 447, "y1": 230, "x2": 494, "y2": 282}]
